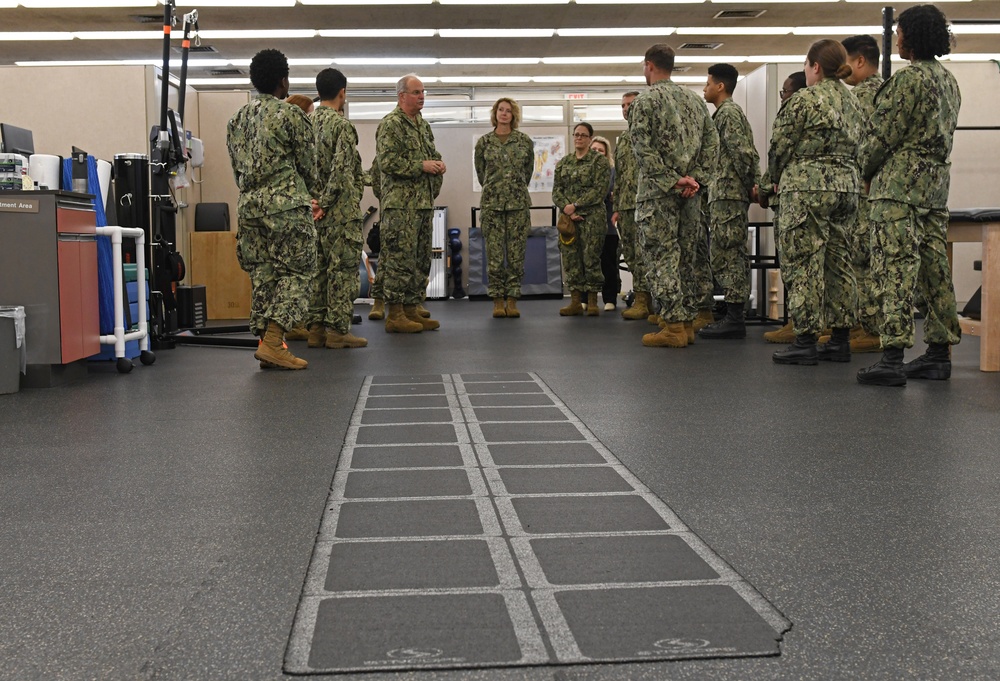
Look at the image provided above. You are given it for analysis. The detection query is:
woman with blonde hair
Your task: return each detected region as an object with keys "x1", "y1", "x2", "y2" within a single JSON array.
[
  {"x1": 768, "y1": 39, "x2": 862, "y2": 365},
  {"x1": 474, "y1": 98, "x2": 535, "y2": 318}
]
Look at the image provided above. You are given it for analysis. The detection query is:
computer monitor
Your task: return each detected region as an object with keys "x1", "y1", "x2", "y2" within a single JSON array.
[{"x1": 0, "y1": 123, "x2": 35, "y2": 156}]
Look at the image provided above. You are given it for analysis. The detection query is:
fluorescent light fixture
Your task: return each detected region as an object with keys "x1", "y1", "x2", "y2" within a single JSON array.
[
  {"x1": 531, "y1": 76, "x2": 631, "y2": 83},
  {"x1": 302, "y1": 0, "x2": 432, "y2": 4},
  {"x1": 791, "y1": 26, "x2": 881, "y2": 35},
  {"x1": 676, "y1": 27, "x2": 793, "y2": 35},
  {"x1": 671, "y1": 76, "x2": 712, "y2": 84},
  {"x1": 752, "y1": 55, "x2": 807, "y2": 63},
  {"x1": 187, "y1": 78, "x2": 251, "y2": 86},
  {"x1": 199, "y1": 30, "x2": 318, "y2": 39},
  {"x1": 183, "y1": 59, "x2": 235, "y2": 68},
  {"x1": 576, "y1": 0, "x2": 698, "y2": 3},
  {"x1": 22, "y1": 1, "x2": 156, "y2": 6},
  {"x1": 0, "y1": 32, "x2": 74, "y2": 40},
  {"x1": 438, "y1": 0, "x2": 565, "y2": 4},
  {"x1": 713, "y1": 0, "x2": 827, "y2": 3},
  {"x1": 333, "y1": 57, "x2": 439, "y2": 65},
  {"x1": 942, "y1": 53, "x2": 1000, "y2": 61},
  {"x1": 350, "y1": 77, "x2": 426, "y2": 84},
  {"x1": 439, "y1": 57, "x2": 541, "y2": 65},
  {"x1": 174, "y1": 0, "x2": 296, "y2": 6},
  {"x1": 74, "y1": 31, "x2": 165, "y2": 40},
  {"x1": 439, "y1": 29, "x2": 555, "y2": 38},
  {"x1": 319, "y1": 29, "x2": 437, "y2": 38},
  {"x1": 542, "y1": 56, "x2": 640, "y2": 64},
  {"x1": 15, "y1": 60, "x2": 122, "y2": 66},
  {"x1": 674, "y1": 55, "x2": 749, "y2": 63},
  {"x1": 288, "y1": 58, "x2": 334, "y2": 66},
  {"x1": 0, "y1": 1, "x2": 17, "y2": 7},
  {"x1": 556, "y1": 27, "x2": 676, "y2": 37},
  {"x1": 438, "y1": 76, "x2": 533, "y2": 83},
  {"x1": 950, "y1": 25, "x2": 1000, "y2": 35}
]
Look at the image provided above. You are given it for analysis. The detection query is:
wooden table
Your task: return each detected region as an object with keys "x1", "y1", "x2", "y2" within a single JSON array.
[{"x1": 948, "y1": 210, "x2": 1000, "y2": 371}]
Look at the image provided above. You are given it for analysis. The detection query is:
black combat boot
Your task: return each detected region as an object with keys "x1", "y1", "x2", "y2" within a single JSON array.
[
  {"x1": 698, "y1": 302, "x2": 747, "y2": 339},
  {"x1": 901, "y1": 343, "x2": 951, "y2": 380},
  {"x1": 772, "y1": 333, "x2": 818, "y2": 365},
  {"x1": 817, "y1": 327, "x2": 852, "y2": 362},
  {"x1": 857, "y1": 347, "x2": 906, "y2": 386}
]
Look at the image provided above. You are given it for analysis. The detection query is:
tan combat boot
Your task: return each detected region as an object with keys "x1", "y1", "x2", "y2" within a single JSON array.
[
  {"x1": 559, "y1": 291, "x2": 584, "y2": 316},
  {"x1": 368, "y1": 298, "x2": 385, "y2": 320},
  {"x1": 415, "y1": 302, "x2": 432, "y2": 318},
  {"x1": 763, "y1": 321, "x2": 795, "y2": 344},
  {"x1": 255, "y1": 322, "x2": 308, "y2": 369},
  {"x1": 307, "y1": 323, "x2": 326, "y2": 348},
  {"x1": 647, "y1": 313, "x2": 661, "y2": 325},
  {"x1": 586, "y1": 292, "x2": 600, "y2": 316},
  {"x1": 684, "y1": 320, "x2": 696, "y2": 344},
  {"x1": 505, "y1": 298, "x2": 520, "y2": 318},
  {"x1": 325, "y1": 329, "x2": 368, "y2": 348},
  {"x1": 493, "y1": 298, "x2": 507, "y2": 318},
  {"x1": 850, "y1": 331, "x2": 882, "y2": 353},
  {"x1": 385, "y1": 303, "x2": 423, "y2": 333},
  {"x1": 284, "y1": 325, "x2": 309, "y2": 341},
  {"x1": 642, "y1": 322, "x2": 688, "y2": 348},
  {"x1": 622, "y1": 292, "x2": 649, "y2": 320},
  {"x1": 405, "y1": 304, "x2": 440, "y2": 330},
  {"x1": 692, "y1": 309, "x2": 715, "y2": 332}
]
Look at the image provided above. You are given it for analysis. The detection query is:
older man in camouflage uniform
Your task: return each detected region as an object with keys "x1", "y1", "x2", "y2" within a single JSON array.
[
  {"x1": 858, "y1": 4, "x2": 962, "y2": 387},
  {"x1": 630, "y1": 43, "x2": 719, "y2": 348},
  {"x1": 376, "y1": 74, "x2": 445, "y2": 333},
  {"x1": 699, "y1": 63, "x2": 760, "y2": 340},
  {"x1": 829, "y1": 35, "x2": 885, "y2": 354},
  {"x1": 227, "y1": 48, "x2": 318, "y2": 370},
  {"x1": 613, "y1": 91, "x2": 648, "y2": 321},
  {"x1": 308, "y1": 68, "x2": 368, "y2": 350}
]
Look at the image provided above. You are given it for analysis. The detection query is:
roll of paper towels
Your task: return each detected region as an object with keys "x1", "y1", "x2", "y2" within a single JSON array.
[
  {"x1": 97, "y1": 159, "x2": 112, "y2": 208},
  {"x1": 29, "y1": 154, "x2": 61, "y2": 190}
]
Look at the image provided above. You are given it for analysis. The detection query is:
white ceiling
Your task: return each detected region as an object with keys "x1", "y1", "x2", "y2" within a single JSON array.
[{"x1": 1, "y1": 0, "x2": 998, "y2": 95}]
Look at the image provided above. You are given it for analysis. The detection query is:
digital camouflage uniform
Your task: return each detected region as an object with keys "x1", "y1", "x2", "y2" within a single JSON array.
[
  {"x1": 226, "y1": 94, "x2": 318, "y2": 336},
  {"x1": 310, "y1": 106, "x2": 365, "y2": 334},
  {"x1": 614, "y1": 127, "x2": 646, "y2": 291},
  {"x1": 475, "y1": 130, "x2": 535, "y2": 299},
  {"x1": 769, "y1": 77, "x2": 861, "y2": 336},
  {"x1": 375, "y1": 106, "x2": 443, "y2": 305},
  {"x1": 552, "y1": 150, "x2": 612, "y2": 295},
  {"x1": 861, "y1": 59, "x2": 961, "y2": 350},
  {"x1": 851, "y1": 72, "x2": 884, "y2": 333},
  {"x1": 709, "y1": 98, "x2": 759, "y2": 304},
  {"x1": 630, "y1": 79, "x2": 719, "y2": 324},
  {"x1": 366, "y1": 161, "x2": 383, "y2": 300}
]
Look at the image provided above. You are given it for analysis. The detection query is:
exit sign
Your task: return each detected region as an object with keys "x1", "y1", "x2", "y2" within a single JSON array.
[{"x1": 565, "y1": 93, "x2": 588, "y2": 100}]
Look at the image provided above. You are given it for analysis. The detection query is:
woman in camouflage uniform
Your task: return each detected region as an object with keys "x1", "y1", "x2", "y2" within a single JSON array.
[
  {"x1": 857, "y1": 4, "x2": 962, "y2": 387},
  {"x1": 768, "y1": 40, "x2": 862, "y2": 366},
  {"x1": 552, "y1": 122, "x2": 612, "y2": 317},
  {"x1": 474, "y1": 98, "x2": 535, "y2": 319}
]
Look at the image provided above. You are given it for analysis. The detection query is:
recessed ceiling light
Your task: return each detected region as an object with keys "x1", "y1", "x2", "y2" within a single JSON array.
[
  {"x1": 319, "y1": 29, "x2": 437, "y2": 38},
  {"x1": 439, "y1": 29, "x2": 555, "y2": 38},
  {"x1": 556, "y1": 27, "x2": 676, "y2": 37}
]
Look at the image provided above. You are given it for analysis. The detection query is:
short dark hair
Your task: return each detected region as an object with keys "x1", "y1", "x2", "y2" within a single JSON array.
[
  {"x1": 786, "y1": 71, "x2": 807, "y2": 92},
  {"x1": 574, "y1": 121, "x2": 594, "y2": 137},
  {"x1": 707, "y1": 63, "x2": 739, "y2": 95},
  {"x1": 316, "y1": 68, "x2": 347, "y2": 100},
  {"x1": 249, "y1": 49, "x2": 288, "y2": 95},
  {"x1": 841, "y1": 35, "x2": 880, "y2": 68},
  {"x1": 644, "y1": 44, "x2": 675, "y2": 72},
  {"x1": 897, "y1": 4, "x2": 954, "y2": 59}
]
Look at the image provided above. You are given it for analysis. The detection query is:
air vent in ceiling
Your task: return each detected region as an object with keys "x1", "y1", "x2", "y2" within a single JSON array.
[
  {"x1": 132, "y1": 14, "x2": 162, "y2": 24},
  {"x1": 173, "y1": 45, "x2": 219, "y2": 54},
  {"x1": 714, "y1": 10, "x2": 767, "y2": 19},
  {"x1": 678, "y1": 42, "x2": 723, "y2": 50},
  {"x1": 209, "y1": 68, "x2": 243, "y2": 76}
]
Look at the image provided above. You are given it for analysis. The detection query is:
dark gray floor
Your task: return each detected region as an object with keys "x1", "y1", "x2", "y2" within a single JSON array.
[{"x1": 2, "y1": 299, "x2": 999, "y2": 680}]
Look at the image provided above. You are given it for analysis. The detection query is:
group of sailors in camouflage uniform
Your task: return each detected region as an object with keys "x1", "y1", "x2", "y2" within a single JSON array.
[{"x1": 227, "y1": 3, "x2": 961, "y2": 387}]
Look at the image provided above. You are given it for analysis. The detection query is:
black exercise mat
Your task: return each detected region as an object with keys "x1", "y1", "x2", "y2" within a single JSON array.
[{"x1": 285, "y1": 373, "x2": 790, "y2": 674}]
